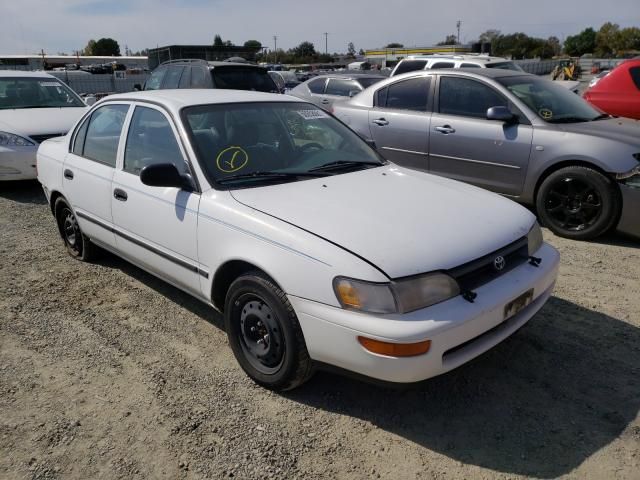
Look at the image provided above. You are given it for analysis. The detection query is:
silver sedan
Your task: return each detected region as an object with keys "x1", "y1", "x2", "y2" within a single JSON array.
[
  {"x1": 333, "y1": 69, "x2": 640, "y2": 240},
  {"x1": 288, "y1": 73, "x2": 385, "y2": 111}
]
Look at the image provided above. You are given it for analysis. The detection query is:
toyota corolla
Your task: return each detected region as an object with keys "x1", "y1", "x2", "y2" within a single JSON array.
[{"x1": 37, "y1": 90, "x2": 559, "y2": 390}]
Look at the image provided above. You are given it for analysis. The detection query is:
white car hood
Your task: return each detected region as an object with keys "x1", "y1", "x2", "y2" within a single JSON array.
[
  {"x1": 231, "y1": 166, "x2": 535, "y2": 278},
  {"x1": 0, "y1": 107, "x2": 87, "y2": 138}
]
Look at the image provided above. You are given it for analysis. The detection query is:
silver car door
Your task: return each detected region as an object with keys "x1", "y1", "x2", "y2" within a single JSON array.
[
  {"x1": 305, "y1": 77, "x2": 329, "y2": 108},
  {"x1": 367, "y1": 76, "x2": 432, "y2": 171},
  {"x1": 429, "y1": 75, "x2": 533, "y2": 196}
]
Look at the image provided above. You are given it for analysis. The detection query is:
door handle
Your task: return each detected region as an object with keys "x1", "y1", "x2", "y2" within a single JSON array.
[
  {"x1": 320, "y1": 99, "x2": 330, "y2": 104},
  {"x1": 372, "y1": 118, "x2": 389, "y2": 126},
  {"x1": 113, "y1": 188, "x2": 128, "y2": 202},
  {"x1": 63, "y1": 169, "x2": 74, "y2": 180},
  {"x1": 435, "y1": 125, "x2": 455, "y2": 134}
]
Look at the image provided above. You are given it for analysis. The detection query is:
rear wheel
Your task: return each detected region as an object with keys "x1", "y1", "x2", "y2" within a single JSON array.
[
  {"x1": 54, "y1": 197, "x2": 98, "y2": 261},
  {"x1": 536, "y1": 166, "x2": 620, "y2": 240},
  {"x1": 224, "y1": 271, "x2": 314, "y2": 391}
]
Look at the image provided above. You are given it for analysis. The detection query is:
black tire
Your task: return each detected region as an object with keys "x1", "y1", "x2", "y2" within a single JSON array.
[
  {"x1": 536, "y1": 166, "x2": 621, "y2": 240},
  {"x1": 54, "y1": 197, "x2": 98, "y2": 261},
  {"x1": 224, "y1": 271, "x2": 314, "y2": 391}
]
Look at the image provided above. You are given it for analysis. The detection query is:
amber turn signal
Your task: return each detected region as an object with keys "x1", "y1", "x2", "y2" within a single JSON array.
[{"x1": 357, "y1": 336, "x2": 431, "y2": 357}]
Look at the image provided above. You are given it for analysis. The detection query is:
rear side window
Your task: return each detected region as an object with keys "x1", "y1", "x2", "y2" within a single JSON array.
[
  {"x1": 629, "y1": 67, "x2": 640, "y2": 90},
  {"x1": 431, "y1": 62, "x2": 455, "y2": 69},
  {"x1": 325, "y1": 79, "x2": 360, "y2": 96},
  {"x1": 163, "y1": 66, "x2": 185, "y2": 89},
  {"x1": 307, "y1": 77, "x2": 326, "y2": 94},
  {"x1": 439, "y1": 77, "x2": 507, "y2": 118},
  {"x1": 178, "y1": 67, "x2": 192, "y2": 88},
  {"x1": 191, "y1": 67, "x2": 208, "y2": 88},
  {"x1": 486, "y1": 61, "x2": 523, "y2": 72},
  {"x1": 376, "y1": 77, "x2": 430, "y2": 112},
  {"x1": 461, "y1": 63, "x2": 482, "y2": 68},
  {"x1": 211, "y1": 67, "x2": 278, "y2": 92},
  {"x1": 145, "y1": 66, "x2": 167, "y2": 90},
  {"x1": 81, "y1": 104, "x2": 129, "y2": 167},
  {"x1": 394, "y1": 60, "x2": 427, "y2": 75}
]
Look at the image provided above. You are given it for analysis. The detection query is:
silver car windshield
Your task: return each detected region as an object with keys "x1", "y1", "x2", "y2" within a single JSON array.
[
  {"x1": 183, "y1": 102, "x2": 384, "y2": 188},
  {"x1": 0, "y1": 77, "x2": 84, "y2": 109},
  {"x1": 498, "y1": 76, "x2": 604, "y2": 123}
]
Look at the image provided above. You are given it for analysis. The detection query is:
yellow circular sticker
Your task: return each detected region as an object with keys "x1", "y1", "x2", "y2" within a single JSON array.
[
  {"x1": 216, "y1": 146, "x2": 249, "y2": 173},
  {"x1": 539, "y1": 108, "x2": 553, "y2": 120}
]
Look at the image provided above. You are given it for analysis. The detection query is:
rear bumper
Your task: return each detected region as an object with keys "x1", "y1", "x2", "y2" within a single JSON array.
[
  {"x1": 0, "y1": 146, "x2": 37, "y2": 181},
  {"x1": 617, "y1": 183, "x2": 640, "y2": 239},
  {"x1": 290, "y1": 242, "x2": 560, "y2": 383}
]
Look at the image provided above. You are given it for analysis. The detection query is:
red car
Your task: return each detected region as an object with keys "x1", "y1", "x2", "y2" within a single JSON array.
[{"x1": 584, "y1": 59, "x2": 640, "y2": 119}]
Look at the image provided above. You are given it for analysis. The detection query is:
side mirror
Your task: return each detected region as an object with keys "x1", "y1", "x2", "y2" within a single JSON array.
[
  {"x1": 348, "y1": 90, "x2": 360, "y2": 98},
  {"x1": 84, "y1": 95, "x2": 97, "y2": 106},
  {"x1": 486, "y1": 106, "x2": 517, "y2": 123},
  {"x1": 133, "y1": 83, "x2": 142, "y2": 91},
  {"x1": 140, "y1": 163, "x2": 192, "y2": 190}
]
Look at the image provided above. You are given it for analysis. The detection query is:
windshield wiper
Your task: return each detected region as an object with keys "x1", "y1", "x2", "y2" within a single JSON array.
[
  {"x1": 546, "y1": 116, "x2": 591, "y2": 124},
  {"x1": 309, "y1": 160, "x2": 383, "y2": 172},
  {"x1": 217, "y1": 170, "x2": 328, "y2": 185},
  {"x1": 591, "y1": 113, "x2": 610, "y2": 121}
]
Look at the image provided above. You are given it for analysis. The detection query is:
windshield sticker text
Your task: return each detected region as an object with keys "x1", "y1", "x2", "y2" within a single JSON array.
[{"x1": 296, "y1": 109, "x2": 329, "y2": 120}]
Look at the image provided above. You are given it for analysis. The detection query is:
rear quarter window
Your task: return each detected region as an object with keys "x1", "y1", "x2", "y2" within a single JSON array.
[
  {"x1": 394, "y1": 60, "x2": 428, "y2": 75},
  {"x1": 211, "y1": 67, "x2": 278, "y2": 92},
  {"x1": 629, "y1": 67, "x2": 640, "y2": 90}
]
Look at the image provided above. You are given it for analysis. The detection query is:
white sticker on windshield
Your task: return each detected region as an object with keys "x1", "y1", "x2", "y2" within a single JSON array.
[
  {"x1": 297, "y1": 109, "x2": 329, "y2": 120},
  {"x1": 39, "y1": 82, "x2": 61, "y2": 87}
]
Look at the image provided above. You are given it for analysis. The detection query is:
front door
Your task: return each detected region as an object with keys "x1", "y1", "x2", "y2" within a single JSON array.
[
  {"x1": 111, "y1": 103, "x2": 202, "y2": 295},
  {"x1": 429, "y1": 76, "x2": 533, "y2": 196},
  {"x1": 368, "y1": 76, "x2": 432, "y2": 171}
]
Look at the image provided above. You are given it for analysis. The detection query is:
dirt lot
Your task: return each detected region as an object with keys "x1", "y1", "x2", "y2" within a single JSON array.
[{"x1": 1, "y1": 180, "x2": 639, "y2": 480}]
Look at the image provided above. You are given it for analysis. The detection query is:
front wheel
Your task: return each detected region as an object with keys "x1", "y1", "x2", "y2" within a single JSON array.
[
  {"x1": 224, "y1": 272, "x2": 314, "y2": 391},
  {"x1": 536, "y1": 166, "x2": 620, "y2": 240}
]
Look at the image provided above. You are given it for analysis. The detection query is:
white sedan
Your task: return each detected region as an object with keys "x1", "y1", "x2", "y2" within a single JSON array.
[
  {"x1": 37, "y1": 90, "x2": 559, "y2": 390},
  {"x1": 0, "y1": 70, "x2": 89, "y2": 181}
]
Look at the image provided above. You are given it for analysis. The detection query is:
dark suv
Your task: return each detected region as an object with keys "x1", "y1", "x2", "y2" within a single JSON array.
[{"x1": 142, "y1": 59, "x2": 279, "y2": 92}]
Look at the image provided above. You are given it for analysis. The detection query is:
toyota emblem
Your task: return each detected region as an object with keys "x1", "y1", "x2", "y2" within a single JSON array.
[{"x1": 493, "y1": 256, "x2": 506, "y2": 271}]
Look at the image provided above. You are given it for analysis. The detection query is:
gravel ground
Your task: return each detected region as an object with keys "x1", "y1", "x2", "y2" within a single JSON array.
[{"x1": 1, "y1": 180, "x2": 639, "y2": 480}]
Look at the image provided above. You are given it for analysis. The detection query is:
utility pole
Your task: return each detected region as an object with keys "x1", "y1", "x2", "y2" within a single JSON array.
[
  {"x1": 273, "y1": 35, "x2": 277, "y2": 63},
  {"x1": 456, "y1": 20, "x2": 461, "y2": 45},
  {"x1": 324, "y1": 32, "x2": 328, "y2": 55}
]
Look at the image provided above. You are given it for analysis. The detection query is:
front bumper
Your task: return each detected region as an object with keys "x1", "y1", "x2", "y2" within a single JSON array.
[
  {"x1": 290, "y1": 242, "x2": 560, "y2": 383},
  {"x1": 0, "y1": 146, "x2": 38, "y2": 181},
  {"x1": 617, "y1": 183, "x2": 640, "y2": 239}
]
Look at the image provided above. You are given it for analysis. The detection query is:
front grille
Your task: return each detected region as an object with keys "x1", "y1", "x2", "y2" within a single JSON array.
[
  {"x1": 448, "y1": 236, "x2": 529, "y2": 291},
  {"x1": 30, "y1": 133, "x2": 65, "y2": 144}
]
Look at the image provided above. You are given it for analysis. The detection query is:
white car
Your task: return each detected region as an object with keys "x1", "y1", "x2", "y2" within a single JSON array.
[
  {"x1": 0, "y1": 70, "x2": 89, "y2": 181},
  {"x1": 37, "y1": 90, "x2": 559, "y2": 390}
]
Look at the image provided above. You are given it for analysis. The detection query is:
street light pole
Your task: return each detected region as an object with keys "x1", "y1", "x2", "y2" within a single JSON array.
[
  {"x1": 273, "y1": 35, "x2": 277, "y2": 64},
  {"x1": 324, "y1": 32, "x2": 328, "y2": 55},
  {"x1": 456, "y1": 20, "x2": 461, "y2": 45}
]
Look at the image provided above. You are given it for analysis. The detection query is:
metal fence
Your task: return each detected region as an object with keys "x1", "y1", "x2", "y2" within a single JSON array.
[
  {"x1": 514, "y1": 59, "x2": 566, "y2": 75},
  {"x1": 47, "y1": 72, "x2": 150, "y2": 95}
]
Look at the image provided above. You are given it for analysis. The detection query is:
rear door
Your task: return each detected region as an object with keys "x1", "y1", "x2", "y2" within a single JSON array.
[
  {"x1": 321, "y1": 78, "x2": 362, "y2": 110},
  {"x1": 428, "y1": 75, "x2": 532, "y2": 196},
  {"x1": 63, "y1": 103, "x2": 130, "y2": 248},
  {"x1": 367, "y1": 76, "x2": 432, "y2": 171},
  {"x1": 304, "y1": 77, "x2": 329, "y2": 108}
]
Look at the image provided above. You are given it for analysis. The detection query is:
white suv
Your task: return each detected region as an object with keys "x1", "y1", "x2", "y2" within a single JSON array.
[{"x1": 390, "y1": 55, "x2": 523, "y2": 77}]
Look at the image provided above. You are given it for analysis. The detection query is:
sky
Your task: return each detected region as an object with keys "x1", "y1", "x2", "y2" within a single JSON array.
[{"x1": 1, "y1": 0, "x2": 639, "y2": 55}]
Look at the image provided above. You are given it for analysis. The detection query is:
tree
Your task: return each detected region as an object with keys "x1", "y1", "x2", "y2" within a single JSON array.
[
  {"x1": 564, "y1": 28, "x2": 596, "y2": 56},
  {"x1": 81, "y1": 39, "x2": 97, "y2": 56},
  {"x1": 617, "y1": 27, "x2": 640, "y2": 53},
  {"x1": 596, "y1": 22, "x2": 621, "y2": 57},
  {"x1": 347, "y1": 42, "x2": 356, "y2": 58},
  {"x1": 244, "y1": 40, "x2": 262, "y2": 49},
  {"x1": 437, "y1": 34, "x2": 458, "y2": 45},
  {"x1": 93, "y1": 38, "x2": 120, "y2": 56},
  {"x1": 478, "y1": 29, "x2": 501, "y2": 44},
  {"x1": 358, "y1": 48, "x2": 365, "y2": 56},
  {"x1": 546, "y1": 36, "x2": 562, "y2": 57},
  {"x1": 213, "y1": 34, "x2": 224, "y2": 46},
  {"x1": 385, "y1": 43, "x2": 404, "y2": 48},
  {"x1": 292, "y1": 41, "x2": 316, "y2": 59}
]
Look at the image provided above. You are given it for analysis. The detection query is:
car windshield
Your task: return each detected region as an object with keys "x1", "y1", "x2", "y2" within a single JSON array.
[
  {"x1": 183, "y1": 101, "x2": 384, "y2": 188},
  {"x1": 211, "y1": 67, "x2": 279, "y2": 92},
  {"x1": 356, "y1": 77, "x2": 384, "y2": 89},
  {"x1": 0, "y1": 77, "x2": 84, "y2": 109},
  {"x1": 497, "y1": 76, "x2": 604, "y2": 123}
]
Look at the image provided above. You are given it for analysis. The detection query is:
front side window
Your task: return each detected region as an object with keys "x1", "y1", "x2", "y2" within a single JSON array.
[
  {"x1": 439, "y1": 77, "x2": 507, "y2": 118},
  {"x1": 307, "y1": 77, "x2": 326, "y2": 94},
  {"x1": 0, "y1": 77, "x2": 84, "y2": 109},
  {"x1": 377, "y1": 77, "x2": 430, "y2": 112},
  {"x1": 124, "y1": 106, "x2": 184, "y2": 175},
  {"x1": 145, "y1": 66, "x2": 167, "y2": 90},
  {"x1": 183, "y1": 102, "x2": 384, "y2": 188},
  {"x1": 81, "y1": 104, "x2": 129, "y2": 167},
  {"x1": 325, "y1": 79, "x2": 360, "y2": 96}
]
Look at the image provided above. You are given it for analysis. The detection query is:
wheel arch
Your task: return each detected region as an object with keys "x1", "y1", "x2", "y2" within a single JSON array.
[
  {"x1": 533, "y1": 159, "x2": 616, "y2": 204},
  {"x1": 211, "y1": 259, "x2": 282, "y2": 312},
  {"x1": 49, "y1": 190, "x2": 65, "y2": 215}
]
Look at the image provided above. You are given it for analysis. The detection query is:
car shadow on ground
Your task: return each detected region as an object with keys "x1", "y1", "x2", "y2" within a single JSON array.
[
  {"x1": 286, "y1": 297, "x2": 640, "y2": 478},
  {"x1": 0, "y1": 180, "x2": 47, "y2": 205}
]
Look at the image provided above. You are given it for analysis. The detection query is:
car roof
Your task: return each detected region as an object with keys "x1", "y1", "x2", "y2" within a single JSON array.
[
  {"x1": 160, "y1": 59, "x2": 265, "y2": 69},
  {"x1": 104, "y1": 89, "x2": 302, "y2": 110},
  {"x1": 0, "y1": 70, "x2": 57, "y2": 78},
  {"x1": 306, "y1": 73, "x2": 385, "y2": 81},
  {"x1": 407, "y1": 54, "x2": 512, "y2": 63}
]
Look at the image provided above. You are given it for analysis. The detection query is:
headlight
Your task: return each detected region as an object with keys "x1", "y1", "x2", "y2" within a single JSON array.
[
  {"x1": 527, "y1": 221, "x2": 544, "y2": 256},
  {"x1": 0, "y1": 131, "x2": 35, "y2": 147},
  {"x1": 333, "y1": 272, "x2": 460, "y2": 314}
]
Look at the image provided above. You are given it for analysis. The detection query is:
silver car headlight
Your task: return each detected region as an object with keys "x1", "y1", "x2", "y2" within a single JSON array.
[
  {"x1": 527, "y1": 221, "x2": 544, "y2": 256},
  {"x1": 0, "y1": 131, "x2": 35, "y2": 147},
  {"x1": 333, "y1": 272, "x2": 460, "y2": 314}
]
